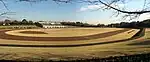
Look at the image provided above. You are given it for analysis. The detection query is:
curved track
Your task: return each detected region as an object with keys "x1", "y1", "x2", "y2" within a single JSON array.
[
  {"x1": 0, "y1": 28, "x2": 142, "y2": 47},
  {"x1": 0, "y1": 29, "x2": 130, "y2": 41},
  {"x1": 0, "y1": 38, "x2": 132, "y2": 47}
]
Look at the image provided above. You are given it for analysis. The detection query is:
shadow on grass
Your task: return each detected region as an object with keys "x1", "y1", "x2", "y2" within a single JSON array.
[
  {"x1": 128, "y1": 28, "x2": 150, "y2": 46},
  {"x1": 1, "y1": 52, "x2": 150, "y2": 62},
  {"x1": 128, "y1": 40, "x2": 150, "y2": 46}
]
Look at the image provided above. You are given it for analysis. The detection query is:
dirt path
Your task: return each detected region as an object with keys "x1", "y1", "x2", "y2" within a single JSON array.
[
  {"x1": 19, "y1": 31, "x2": 48, "y2": 34},
  {"x1": 0, "y1": 29, "x2": 130, "y2": 41}
]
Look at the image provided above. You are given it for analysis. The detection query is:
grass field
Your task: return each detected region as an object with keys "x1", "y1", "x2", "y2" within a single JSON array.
[
  {"x1": 0, "y1": 28, "x2": 148, "y2": 61},
  {"x1": 0, "y1": 28, "x2": 138, "y2": 45},
  {"x1": 5, "y1": 28, "x2": 124, "y2": 37}
]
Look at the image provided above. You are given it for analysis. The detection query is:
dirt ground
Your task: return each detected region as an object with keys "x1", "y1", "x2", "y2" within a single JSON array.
[
  {"x1": 5, "y1": 28, "x2": 124, "y2": 37},
  {"x1": 19, "y1": 31, "x2": 48, "y2": 34},
  {"x1": 0, "y1": 29, "x2": 130, "y2": 41},
  {"x1": 0, "y1": 28, "x2": 145, "y2": 61}
]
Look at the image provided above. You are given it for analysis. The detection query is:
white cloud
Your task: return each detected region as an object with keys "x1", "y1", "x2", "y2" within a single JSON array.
[
  {"x1": 79, "y1": 4, "x2": 125, "y2": 12},
  {"x1": 79, "y1": 5, "x2": 103, "y2": 12},
  {"x1": 138, "y1": 13, "x2": 150, "y2": 21}
]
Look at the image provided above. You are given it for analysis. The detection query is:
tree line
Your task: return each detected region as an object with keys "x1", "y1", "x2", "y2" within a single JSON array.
[
  {"x1": 0, "y1": 19, "x2": 34, "y2": 25},
  {"x1": 61, "y1": 19, "x2": 150, "y2": 28},
  {"x1": 61, "y1": 22, "x2": 99, "y2": 27},
  {"x1": 107, "y1": 19, "x2": 150, "y2": 28},
  {"x1": 1, "y1": 18, "x2": 150, "y2": 28},
  {"x1": 0, "y1": 19, "x2": 44, "y2": 28}
]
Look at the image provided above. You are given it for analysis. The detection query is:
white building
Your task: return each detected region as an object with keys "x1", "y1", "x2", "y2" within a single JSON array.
[{"x1": 38, "y1": 21, "x2": 75, "y2": 28}]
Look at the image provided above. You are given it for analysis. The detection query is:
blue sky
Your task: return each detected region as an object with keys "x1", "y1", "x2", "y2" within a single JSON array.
[{"x1": 0, "y1": 0, "x2": 149, "y2": 24}]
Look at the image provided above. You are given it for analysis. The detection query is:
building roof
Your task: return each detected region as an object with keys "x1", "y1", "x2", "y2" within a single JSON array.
[{"x1": 38, "y1": 21, "x2": 61, "y2": 25}]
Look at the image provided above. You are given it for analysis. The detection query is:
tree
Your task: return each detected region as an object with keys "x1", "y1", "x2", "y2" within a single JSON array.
[
  {"x1": 51, "y1": 0, "x2": 150, "y2": 14},
  {"x1": 28, "y1": 20, "x2": 34, "y2": 25},
  {"x1": 19, "y1": 0, "x2": 150, "y2": 20},
  {"x1": 34, "y1": 22, "x2": 43, "y2": 28},
  {"x1": 0, "y1": 21, "x2": 3, "y2": 25},
  {"x1": 4, "y1": 19, "x2": 11, "y2": 25},
  {"x1": 97, "y1": 24, "x2": 105, "y2": 27},
  {"x1": 11, "y1": 20, "x2": 19, "y2": 25},
  {"x1": 21, "y1": 19, "x2": 28, "y2": 25},
  {"x1": 1, "y1": 0, "x2": 150, "y2": 20}
]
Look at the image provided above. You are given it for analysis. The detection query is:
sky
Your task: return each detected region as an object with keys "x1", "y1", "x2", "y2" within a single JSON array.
[{"x1": 0, "y1": 0, "x2": 150, "y2": 24}]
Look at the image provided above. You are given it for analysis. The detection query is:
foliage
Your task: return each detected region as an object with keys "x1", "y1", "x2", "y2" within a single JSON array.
[
  {"x1": 61, "y1": 22, "x2": 98, "y2": 27},
  {"x1": 108, "y1": 19, "x2": 150, "y2": 28},
  {"x1": 0, "y1": 19, "x2": 35, "y2": 26},
  {"x1": 34, "y1": 22, "x2": 43, "y2": 28},
  {"x1": 21, "y1": 19, "x2": 28, "y2": 25}
]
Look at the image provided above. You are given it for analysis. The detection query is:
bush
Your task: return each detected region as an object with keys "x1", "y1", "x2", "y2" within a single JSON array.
[{"x1": 34, "y1": 22, "x2": 43, "y2": 28}]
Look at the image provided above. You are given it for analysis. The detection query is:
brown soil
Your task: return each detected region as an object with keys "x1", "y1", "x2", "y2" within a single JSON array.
[
  {"x1": 19, "y1": 31, "x2": 47, "y2": 34},
  {"x1": 0, "y1": 29, "x2": 130, "y2": 41}
]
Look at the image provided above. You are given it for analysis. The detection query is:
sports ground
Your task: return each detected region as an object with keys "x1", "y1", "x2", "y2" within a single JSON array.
[{"x1": 0, "y1": 28, "x2": 149, "y2": 61}]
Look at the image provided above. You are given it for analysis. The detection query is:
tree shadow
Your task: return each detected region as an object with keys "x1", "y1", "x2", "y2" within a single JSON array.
[{"x1": 128, "y1": 40, "x2": 150, "y2": 46}]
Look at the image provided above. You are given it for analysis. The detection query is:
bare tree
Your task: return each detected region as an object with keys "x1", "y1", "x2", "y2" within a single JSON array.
[
  {"x1": 0, "y1": 0, "x2": 16, "y2": 19},
  {"x1": 1, "y1": 0, "x2": 150, "y2": 20},
  {"x1": 50, "y1": 0, "x2": 150, "y2": 14},
  {"x1": 50, "y1": 0, "x2": 150, "y2": 20}
]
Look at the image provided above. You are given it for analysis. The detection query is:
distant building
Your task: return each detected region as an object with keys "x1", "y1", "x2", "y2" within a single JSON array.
[{"x1": 38, "y1": 21, "x2": 75, "y2": 28}]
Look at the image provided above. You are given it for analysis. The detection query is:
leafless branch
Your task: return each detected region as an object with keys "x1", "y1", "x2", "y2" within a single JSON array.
[
  {"x1": 0, "y1": 0, "x2": 10, "y2": 11},
  {"x1": 0, "y1": 0, "x2": 150, "y2": 21},
  {"x1": 0, "y1": 12, "x2": 16, "y2": 17}
]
